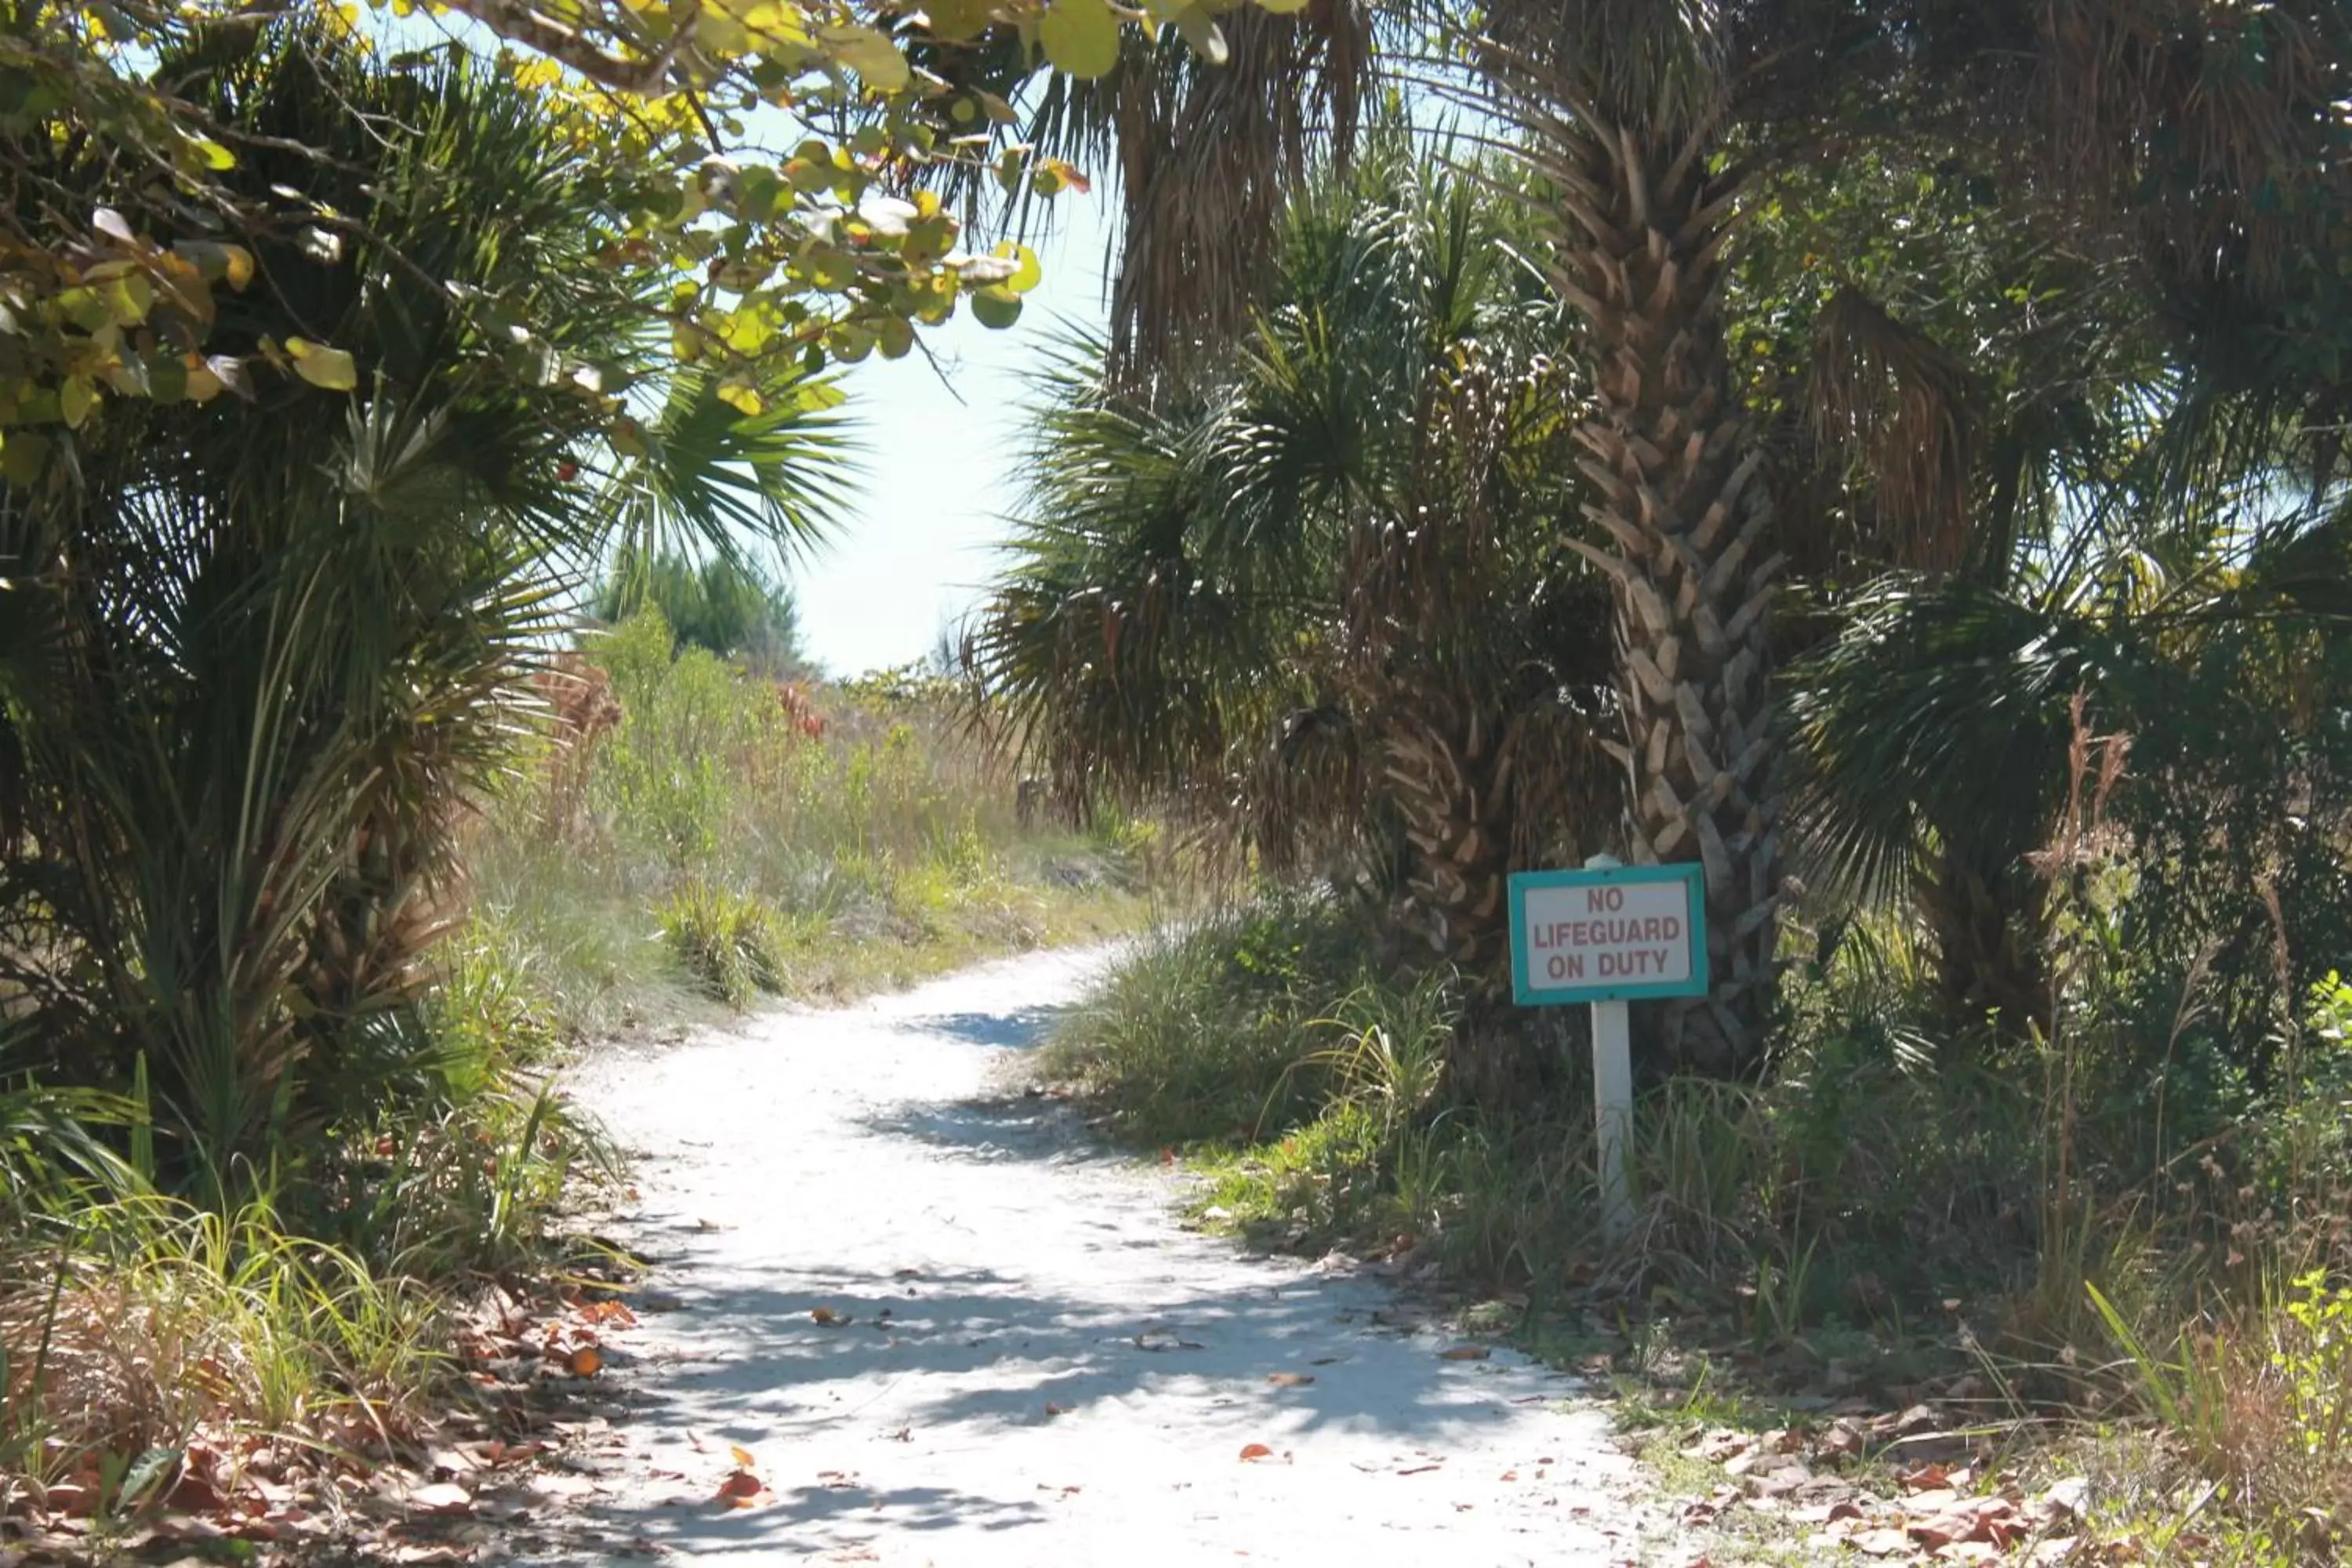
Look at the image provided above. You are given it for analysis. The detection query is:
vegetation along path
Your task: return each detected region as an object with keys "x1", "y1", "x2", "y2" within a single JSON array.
[{"x1": 521, "y1": 947, "x2": 1660, "y2": 1566}]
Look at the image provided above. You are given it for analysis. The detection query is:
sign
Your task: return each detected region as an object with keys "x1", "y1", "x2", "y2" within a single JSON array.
[{"x1": 1508, "y1": 863, "x2": 1708, "y2": 1007}]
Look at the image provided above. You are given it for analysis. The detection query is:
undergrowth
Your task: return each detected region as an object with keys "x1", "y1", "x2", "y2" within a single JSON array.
[
  {"x1": 1046, "y1": 891, "x2": 2352, "y2": 1560},
  {"x1": 1, "y1": 608, "x2": 1159, "y2": 1537}
]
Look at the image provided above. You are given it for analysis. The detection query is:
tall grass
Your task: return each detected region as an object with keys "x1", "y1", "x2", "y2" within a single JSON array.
[{"x1": 470, "y1": 608, "x2": 1149, "y2": 1034}]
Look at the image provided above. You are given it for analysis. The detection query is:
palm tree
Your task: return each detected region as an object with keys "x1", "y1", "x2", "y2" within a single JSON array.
[
  {"x1": 973, "y1": 139, "x2": 1621, "y2": 1093},
  {"x1": 0, "y1": 24, "x2": 844, "y2": 1193},
  {"x1": 1467, "y1": 4, "x2": 1786, "y2": 1076}
]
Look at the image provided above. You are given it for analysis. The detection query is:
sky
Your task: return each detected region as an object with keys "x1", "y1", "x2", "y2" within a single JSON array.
[
  {"x1": 358, "y1": 7, "x2": 1119, "y2": 678},
  {"x1": 789, "y1": 196, "x2": 1117, "y2": 677}
]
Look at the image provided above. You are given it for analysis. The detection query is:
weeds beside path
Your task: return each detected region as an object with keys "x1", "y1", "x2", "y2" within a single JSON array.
[{"x1": 510, "y1": 946, "x2": 1662, "y2": 1566}]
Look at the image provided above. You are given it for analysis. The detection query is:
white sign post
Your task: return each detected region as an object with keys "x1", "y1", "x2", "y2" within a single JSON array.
[{"x1": 1507, "y1": 858, "x2": 1709, "y2": 1241}]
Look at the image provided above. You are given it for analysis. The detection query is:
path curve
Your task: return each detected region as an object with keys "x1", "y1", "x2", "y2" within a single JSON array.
[{"x1": 534, "y1": 946, "x2": 1657, "y2": 1566}]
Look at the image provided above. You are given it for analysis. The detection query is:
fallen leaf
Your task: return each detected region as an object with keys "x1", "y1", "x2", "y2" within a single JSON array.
[
  {"x1": 1854, "y1": 1528, "x2": 1913, "y2": 1557},
  {"x1": 1900, "y1": 1462, "x2": 1956, "y2": 1493},
  {"x1": 408, "y1": 1482, "x2": 473, "y2": 1516},
  {"x1": 1239, "y1": 1443, "x2": 1274, "y2": 1462},
  {"x1": 1437, "y1": 1345, "x2": 1490, "y2": 1362},
  {"x1": 569, "y1": 1347, "x2": 603, "y2": 1376},
  {"x1": 716, "y1": 1473, "x2": 764, "y2": 1503},
  {"x1": 728, "y1": 1446, "x2": 757, "y2": 1472},
  {"x1": 1267, "y1": 1373, "x2": 1316, "y2": 1388}
]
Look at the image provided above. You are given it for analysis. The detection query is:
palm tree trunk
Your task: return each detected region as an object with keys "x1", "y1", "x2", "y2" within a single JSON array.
[
  {"x1": 1540, "y1": 112, "x2": 1785, "y2": 1076},
  {"x1": 1918, "y1": 849, "x2": 2056, "y2": 1035}
]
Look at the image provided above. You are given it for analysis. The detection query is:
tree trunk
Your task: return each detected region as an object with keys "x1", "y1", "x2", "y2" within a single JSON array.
[
  {"x1": 1543, "y1": 114, "x2": 1785, "y2": 1076},
  {"x1": 1380, "y1": 701, "x2": 1515, "y2": 979},
  {"x1": 1917, "y1": 849, "x2": 2055, "y2": 1036}
]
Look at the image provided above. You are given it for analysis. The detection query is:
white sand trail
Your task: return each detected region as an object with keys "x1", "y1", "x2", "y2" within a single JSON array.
[{"x1": 528, "y1": 946, "x2": 1662, "y2": 1566}]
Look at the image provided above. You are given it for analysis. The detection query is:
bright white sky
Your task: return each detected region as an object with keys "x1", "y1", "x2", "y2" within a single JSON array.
[{"x1": 789, "y1": 197, "x2": 1116, "y2": 676}]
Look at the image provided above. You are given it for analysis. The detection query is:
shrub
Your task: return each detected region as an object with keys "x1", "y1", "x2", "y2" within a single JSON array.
[{"x1": 657, "y1": 881, "x2": 787, "y2": 1007}]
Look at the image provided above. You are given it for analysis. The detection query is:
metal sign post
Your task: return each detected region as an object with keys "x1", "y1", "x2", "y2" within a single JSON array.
[{"x1": 1507, "y1": 857, "x2": 1709, "y2": 1240}]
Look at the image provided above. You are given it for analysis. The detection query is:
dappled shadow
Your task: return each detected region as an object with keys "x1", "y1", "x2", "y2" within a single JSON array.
[
  {"x1": 579, "y1": 1259, "x2": 1544, "y2": 1452},
  {"x1": 589, "y1": 1475, "x2": 1051, "y2": 1559},
  {"x1": 519, "y1": 953, "x2": 1608, "y2": 1566},
  {"x1": 897, "y1": 1006, "x2": 1067, "y2": 1049},
  {"x1": 855, "y1": 1091, "x2": 1105, "y2": 1166},
  {"x1": 535, "y1": 1249, "x2": 1566, "y2": 1560}
]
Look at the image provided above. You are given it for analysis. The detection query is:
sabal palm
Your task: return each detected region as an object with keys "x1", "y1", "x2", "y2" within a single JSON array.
[
  {"x1": 1476, "y1": 3, "x2": 1784, "y2": 1076},
  {"x1": 0, "y1": 27, "x2": 844, "y2": 1192},
  {"x1": 975, "y1": 140, "x2": 1617, "y2": 1009}
]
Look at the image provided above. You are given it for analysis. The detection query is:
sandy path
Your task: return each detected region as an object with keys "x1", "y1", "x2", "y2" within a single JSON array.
[{"x1": 533, "y1": 946, "x2": 1659, "y2": 1566}]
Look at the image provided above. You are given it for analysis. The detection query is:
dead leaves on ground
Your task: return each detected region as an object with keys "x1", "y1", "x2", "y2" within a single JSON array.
[
  {"x1": 1671, "y1": 1410, "x2": 2104, "y2": 1566},
  {"x1": 0, "y1": 1279, "x2": 644, "y2": 1565},
  {"x1": 715, "y1": 1446, "x2": 771, "y2": 1510}
]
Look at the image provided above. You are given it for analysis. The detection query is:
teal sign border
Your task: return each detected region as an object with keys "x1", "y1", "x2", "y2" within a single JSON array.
[{"x1": 1508, "y1": 863, "x2": 1709, "y2": 1007}]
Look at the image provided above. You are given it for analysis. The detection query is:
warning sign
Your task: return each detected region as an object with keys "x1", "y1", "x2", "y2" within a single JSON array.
[{"x1": 1508, "y1": 864, "x2": 1708, "y2": 1006}]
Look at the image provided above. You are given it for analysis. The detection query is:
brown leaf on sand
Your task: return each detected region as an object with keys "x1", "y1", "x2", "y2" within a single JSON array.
[
  {"x1": 1239, "y1": 1443, "x2": 1275, "y2": 1462},
  {"x1": 716, "y1": 1472, "x2": 765, "y2": 1506},
  {"x1": 1267, "y1": 1373, "x2": 1316, "y2": 1388},
  {"x1": 1437, "y1": 1345, "x2": 1490, "y2": 1362}
]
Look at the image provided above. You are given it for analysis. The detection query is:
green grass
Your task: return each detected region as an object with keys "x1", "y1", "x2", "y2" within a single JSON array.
[
  {"x1": 1044, "y1": 889, "x2": 2352, "y2": 1560},
  {"x1": 469, "y1": 612, "x2": 1152, "y2": 1037}
]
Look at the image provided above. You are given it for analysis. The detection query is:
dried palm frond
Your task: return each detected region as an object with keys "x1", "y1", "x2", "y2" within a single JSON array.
[{"x1": 1807, "y1": 288, "x2": 1982, "y2": 577}]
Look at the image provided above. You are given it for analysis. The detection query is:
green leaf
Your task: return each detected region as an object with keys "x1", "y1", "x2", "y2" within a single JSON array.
[
  {"x1": 970, "y1": 285, "x2": 1022, "y2": 329},
  {"x1": 103, "y1": 274, "x2": 153, "y2": 326},
  {"x1": 715, "y1": 379, "x2": 764, "y2": 416},
  {"x1": 285, "y1": 338, "x2": 358, "y2": 390},
  {"x1": 924, "y1": 0, "x2": 994, "y2": 41},
  {"x1": 2, "y1": 430, "x2": 51, "y2": 484},
  {"x1": 1172, "y1": 5, "x2": 1227, "y2": 64},
  {"x1": 1038, "y1": 0, "x2": 1120, "y2": 78}
]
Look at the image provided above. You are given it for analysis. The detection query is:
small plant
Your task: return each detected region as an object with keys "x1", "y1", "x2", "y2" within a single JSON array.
[{"x1": 657, "y1": 881, "x2": 787, "y2": 1007}]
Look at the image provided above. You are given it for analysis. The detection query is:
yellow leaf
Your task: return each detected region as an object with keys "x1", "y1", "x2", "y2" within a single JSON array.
[
  {"x1": 285, "y1": 338, "x2": 358, "y2": 391},
  {"x1": 1037, "y1": 0, "x2": 1120, "y2": 78},
  {"x1": 818, "y1": 23, "x2": 912, "y2": 90},
  {"x1": 60, "y1": 376, "x2": 95, "y2": 430},
  {"x1": 1253, "y1": 0, "x2": 1310, "y2": 14},
  {"x1": 183, "y1": 358, "x2": 224, "y2": 404},
  {"x1": 991, "y1": 241, "x2": 1043, "y2": 295},
  {"x1": 728, "y1": 1445, "x2": 757, "y2": 1471},
  {"x1": 715, "y1": 379, "x2": 764, "y2": 416}
]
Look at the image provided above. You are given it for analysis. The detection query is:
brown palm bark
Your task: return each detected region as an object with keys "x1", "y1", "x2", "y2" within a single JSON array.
[{"x1": 1523, "y1": 103, "x2": 1785, "y2": 1076}]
